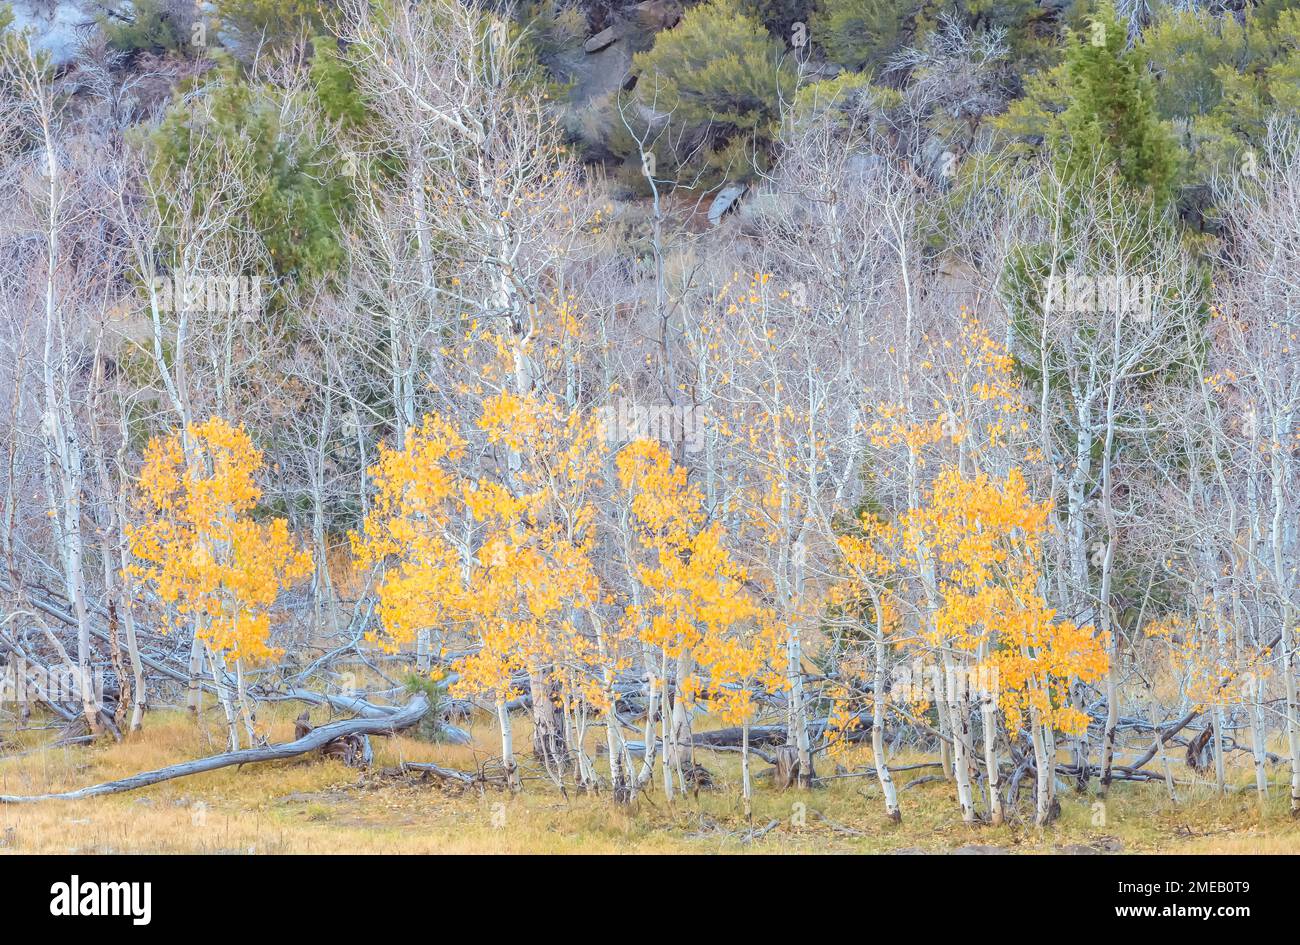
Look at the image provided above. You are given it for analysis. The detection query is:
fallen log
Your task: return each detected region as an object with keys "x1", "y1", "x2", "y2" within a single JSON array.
[
  {"x1": 741, "y1": 819, "x2": 780, "y2": 844},
  {"x1": 396, "y1": 761, "x2": 507, "y2": 787},
  {"x1": 688, "y1": 725, "x2": 788, "y2": 747},
  {"x1": 1054, "y1": 763, "x2": 1169, "y2": 783},
  {"x1": 684, "y1": 712, "x2": 871, "y2": 749},
  {"x1": 0, "y1": 695, "x2": 429, "y2": 803},
  {"x1": 398, "y1": 761, "x2": 480, "y2": 784},
  {"x1": 276, "y1": 687, "x2": 400, "y2": 720},
  {"x1": 902, "y1": 774, "x2": 944, "y2": 791},
  {"x1": 1, "y1": 578, "x2": 193, "y2": 688},
  {"x1": 266, "y1": 689, "x2": 472, "y2": 745}
]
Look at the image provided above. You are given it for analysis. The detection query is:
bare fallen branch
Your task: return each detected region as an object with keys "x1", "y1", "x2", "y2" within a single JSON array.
[
  {"x1": 741, "y1": 819, "x2": 780, "y2": 843},
  {"x1": 396, "y1": 761, "x2": 507, "y2": 786},
  {"x1": 0, "y1": 695, "x2": 429, "y2": 803}
]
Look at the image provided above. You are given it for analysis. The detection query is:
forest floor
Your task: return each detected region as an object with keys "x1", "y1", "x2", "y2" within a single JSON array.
[{"x1": 1, "y1": 704, "x2": 1298, "y2": 854}]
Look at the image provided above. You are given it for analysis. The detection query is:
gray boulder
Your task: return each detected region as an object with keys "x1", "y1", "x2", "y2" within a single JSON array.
[{"x1": 9, "y1": 0, "x2": 98, "y2": 68}]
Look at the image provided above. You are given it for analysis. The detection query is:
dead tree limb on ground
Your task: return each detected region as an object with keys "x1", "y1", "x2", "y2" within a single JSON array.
[
  {"x1": 0, "y1": 695, "x2": 429, "y2": 803},
  {"x1": 395, "y1": 761, "x2": 509, "y2": 787}
]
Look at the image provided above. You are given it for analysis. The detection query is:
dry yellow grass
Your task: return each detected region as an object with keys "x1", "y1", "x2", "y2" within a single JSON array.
[{"x1": 2, "y1": 704, "x2": 1299, "y2": 854}]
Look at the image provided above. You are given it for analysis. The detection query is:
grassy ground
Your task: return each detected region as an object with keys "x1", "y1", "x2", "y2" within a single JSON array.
[{"x1": 1, "y1": 704, "x2": 1297, "y2": 854}]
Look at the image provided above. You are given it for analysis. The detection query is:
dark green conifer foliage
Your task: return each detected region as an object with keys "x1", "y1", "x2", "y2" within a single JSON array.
[{"x1": 1051, "y1": 1, "x2": 1179, "y2": 208}]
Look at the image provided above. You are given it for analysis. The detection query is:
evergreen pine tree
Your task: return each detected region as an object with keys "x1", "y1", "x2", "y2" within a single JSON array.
[{"x1": 1051, "y1": 0, "x2": 1179, "y2": 207}]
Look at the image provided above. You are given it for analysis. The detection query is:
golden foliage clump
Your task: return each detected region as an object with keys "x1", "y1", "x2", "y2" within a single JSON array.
[
  {"x1": 354, "y1": 393, "x2": 610, "y2": 705},
  {"x1": 356, "y1": 403, "x2": 786, "y2": 733},
  {"x1": 617, "y1": 439, "x2": 785, "y2": 725},
  {"x1": 129, "y1": 417, "x2": 313, "y2": 663},
  {"x1": 834, "y1": 314, "x2": 1107, "y2": 740},
  {"x1": 905, "y1": 467, "x2": 1109, "y2": 735}
]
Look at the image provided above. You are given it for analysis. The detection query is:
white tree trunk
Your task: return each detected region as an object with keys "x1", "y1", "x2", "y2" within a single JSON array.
[
  {"x1": 496, "y1": 696, "x2": 520, "y2": 793},
  {"x1": 207, "y1": 646, "x2": 240, "y2": 752},
  {"x1": 741, "y1": 721, "x2": 752, "y2": 820},
  {"x1": 1030, "y1": 709, "x2": 1052, "y2": 826},
  {"x1": 980, "y1": 688, "x2": 1003, "y2": 825},
  {"x1": 944, "y1": 655, "x2": 975, "y2": 823},
  {"x1": 872, "y1": 636, "x2": 900, "y2": 822}
]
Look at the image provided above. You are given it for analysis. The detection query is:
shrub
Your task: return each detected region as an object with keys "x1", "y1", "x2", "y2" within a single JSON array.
[{"x1": 628, "y1": 0, "x2": 796, "y2": 184}]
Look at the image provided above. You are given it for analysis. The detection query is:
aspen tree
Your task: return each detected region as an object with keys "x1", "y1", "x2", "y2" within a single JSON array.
[
  {"x1": 617, "y1": 439, "x2": 778, "y2": 798},
  {"x1": 357, "y1": 394, "x2": 611, "y2": 789},
  {"x1": 905, "y1": 467, "x2": 1109, "y2": 825},
  {"x1": 1204, "y1": 128, "x2": 1300, "y2": 812},
  {"x1": 833, "y1": 516, "x2": 906, "y2": 821},
  {"x1": 129, "y1": 418, "x2": 313, "y2": 749},
  {"x1": 0, "y1": 31, "x2": 104, "y2": 733}
]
